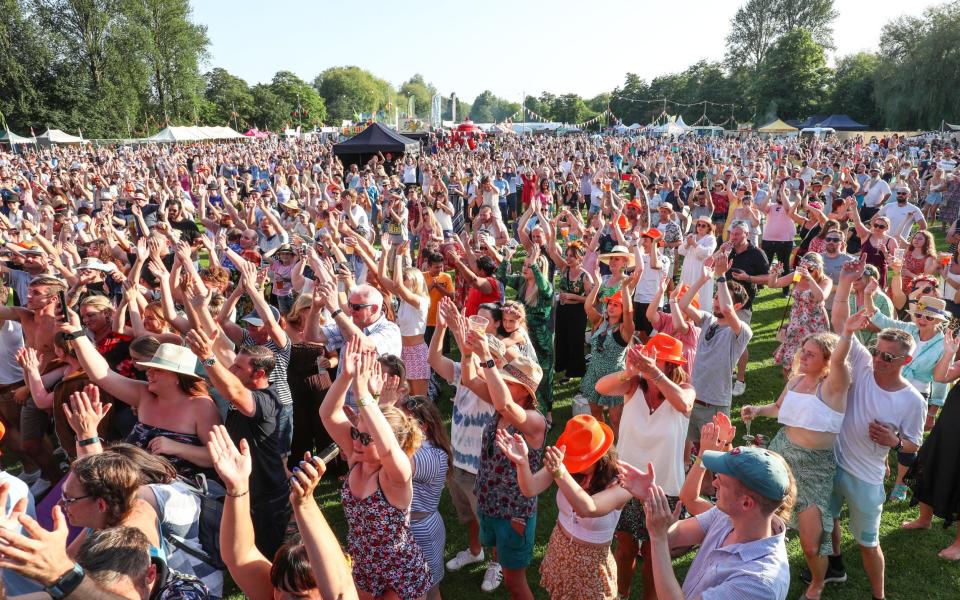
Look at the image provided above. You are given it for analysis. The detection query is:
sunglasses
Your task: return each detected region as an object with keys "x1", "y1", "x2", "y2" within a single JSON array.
[
  {"x1": 402, "y1": 396, "x2": 425, "y2": 412},
  {"x1": 696, "y1": 223, "x2": 710, "y2": 228},
  {"x1": 350, "y1": 426, "x2": 373, "y2": 446},
  {"x1": 917, "y1": 313, "x2": 939, "y2": 321},
  {"x1": 872, "y1": 223, "x2": 888, "y2": 229},
  {"x1": 825, "y1": 237, "x2": 843, "y2": 242},
  {"x1": 867, "y1": 346, "x2": 905, "y2": 362},
  {"x1": 348, "y1": 302, "x2": 375, "y2": 312}
]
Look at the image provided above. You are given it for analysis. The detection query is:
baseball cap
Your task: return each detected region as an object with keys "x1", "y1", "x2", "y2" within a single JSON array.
[
  {"x1": 241, "y1": 305, "x2": 282, "y2": 327},
  {"x1": 701, "y1": 446, "x2": 790, "y2": 501}
]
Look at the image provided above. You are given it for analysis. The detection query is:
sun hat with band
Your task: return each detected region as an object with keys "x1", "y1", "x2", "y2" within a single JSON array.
[
  {"x1": 701, "y1": 446, "x2": 791, "y2": 502},
  {"x1": 499, "y1": 355, "x2": 543, "y2": 404},
  {"x1": 643, "y1": 332, "x2": 686, "y2": 364},
  {"x1": 556, "y1": 415, "x2": 614, "y2": 474},
  {"x1": 913, "y1": 296, "x2": 950, "y2": 322},
  {"x1": 598, "y1": 245, "x2": 636, "y2": 268},
  {"x1": 135, "y1": 344, "x2": 201, "y2": 380}
]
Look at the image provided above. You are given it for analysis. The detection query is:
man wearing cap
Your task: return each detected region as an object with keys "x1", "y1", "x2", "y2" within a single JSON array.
[
  {"x1": 860, "y1": 166, "x2": 891, "y2": 222},
  {"x1": 620, "y1": 445, "x2": 794, "y2": 599},
  {"x1": 877, "y1": 185, "x2": 925, "y2": 237},
  {"x1": 0, "y1": 244, "x2": 51, "y2": 307},
  {"x1": 828, "y1": 267, "x2": 925, "y2": 599}
]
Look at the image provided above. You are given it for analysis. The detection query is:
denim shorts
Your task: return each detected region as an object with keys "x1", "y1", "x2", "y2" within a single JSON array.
[
  {"x1": 479, "y1": 512, "x2": 537, "y2": 569},
  {"x1": 829, "y1": 468, "x2": 885, "y2": 547}
]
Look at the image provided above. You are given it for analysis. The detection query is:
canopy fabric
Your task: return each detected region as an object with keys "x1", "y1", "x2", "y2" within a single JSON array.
[
  {"x1": 757, "y1": 119, "x2": 798, "y2": 133},
  {"x1": 815, "y1": 115, "x2": 868, "y2": 131},
  {"x1": 145, "y1": 126, "x2": 243, "y2": 142},
  {"x1": 332, "y1": 122, "x2": 419, "y2": 155},
  {"x1": 948, "y1": 123, "x2": 960, "y2": 131},
  {"x1": 0, "y1": 130, "x2": 33, "y2": 145},
  {"x1": 36, "y1": 129, "x2": 83, "y2": 144},
  {"x1": 797, "y1": 115, "x2": 829, "y2": 129},
  {"x1": 243, "y1": 128, "x2": 269, "y2": 138}
]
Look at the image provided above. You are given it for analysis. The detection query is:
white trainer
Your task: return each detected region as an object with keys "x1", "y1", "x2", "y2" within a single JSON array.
[
  {"x1": 445, "y1": 548, "x2": 484, "y2": 572},
  {"x1": 732, "y1": 380, "x2": 746, "y2": 396},
  {"x1": 481, "y1": 562, "x2": 503, "y2": 592}
]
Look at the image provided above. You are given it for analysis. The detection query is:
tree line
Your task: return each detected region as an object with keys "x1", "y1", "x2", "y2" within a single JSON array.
[{"x1": 2, "y1": 0, "x2": 959, "y2": 138}]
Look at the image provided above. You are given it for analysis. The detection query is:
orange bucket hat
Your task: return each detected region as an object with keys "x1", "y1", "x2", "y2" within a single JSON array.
[
  {"x1": 675, "y1": 283, "x2": 699, "y2": 310},
  {"x1": 644, "y1": 332, "x2": 686, "y2": 364},
  {"x1": 556, "y1": 415, "x2": 614, "y2": 474}
]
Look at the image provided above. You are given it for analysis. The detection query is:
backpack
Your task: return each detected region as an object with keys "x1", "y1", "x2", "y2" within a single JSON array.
[{"x1": 165, "y1": 474, "x2": 227, "y2": 571}]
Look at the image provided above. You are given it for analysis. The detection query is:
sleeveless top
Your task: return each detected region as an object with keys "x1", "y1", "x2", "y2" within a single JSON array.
[
  {"x1": 475, "y1": 413, "x2": 543, "y2": 519},
  {"x1": 397, "y1": 297, "x2": 428, "y2": 336},
  {"x1": 555, "y1": 489, "x2": 621, "y2": 545},
  {"x1": 617, "y1": 385, "x2": 689, "y2": 496},
  {"x1": 558, "y1": 267, "x2": 587, "y2": 296},
  {"x1": 777, "y1": 383, "x2": 844, "y2": 434},
  {"x1": 126, "y1": 423, "x2": 212, "y2": 480}
]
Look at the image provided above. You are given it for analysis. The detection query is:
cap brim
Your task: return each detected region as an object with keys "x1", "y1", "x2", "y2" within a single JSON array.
[
  {"x1": 241, "y1": 317, "x2": 265, "y2": 327},
  {"x1": 700, "y1": 450, "x2": 734, "y2": 476}
]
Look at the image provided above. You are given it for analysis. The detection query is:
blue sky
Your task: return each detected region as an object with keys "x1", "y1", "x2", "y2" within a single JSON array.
[{"x1": 192, "y1": 0, "x2": 940, "y2": 102}]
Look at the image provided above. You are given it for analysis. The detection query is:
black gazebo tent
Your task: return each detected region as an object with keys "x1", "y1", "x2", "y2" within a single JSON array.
[
  {"x1": 333, "y1": 122, "x2": 419, "y2": 167},
  {"x1": 814, "y1": 115, "x2": 869, "y2": 131}
]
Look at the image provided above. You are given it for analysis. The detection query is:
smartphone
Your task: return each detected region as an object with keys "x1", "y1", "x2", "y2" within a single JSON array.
[
  {"x1": 316, "y1": 443, "x2": 340, "y2": 465},
  {"x1": 58, "y1": 290, "x2": 67, "y2": 319}
]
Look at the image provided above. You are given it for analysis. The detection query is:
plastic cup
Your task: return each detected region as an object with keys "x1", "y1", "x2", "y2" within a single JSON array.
[
  {"x1": 468, "y1": 315, "x2": 489, "y2": 335},
  {"x1": 893, "y1": 248, "x2": 905, "y2": 261},
  {"x1": 560, "y1": 227, "x2": 569, "y2": 239},
  {"x1": 940, "y1": 252, "x2": 952, "y2": 267},
  {"x1": 344, "y1": 245, "x2": 354, "y2": 255}
]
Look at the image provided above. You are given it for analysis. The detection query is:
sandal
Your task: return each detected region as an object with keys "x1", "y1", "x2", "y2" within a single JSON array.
[{"x1": 888, "y1": 483, "x2": 909, "y2": 502}]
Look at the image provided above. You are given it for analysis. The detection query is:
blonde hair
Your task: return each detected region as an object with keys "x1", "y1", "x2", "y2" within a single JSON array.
[
  {"x1": 790, "y1": 331, "x2": 839, "y2": 378},
  {"x1": 379, "y1": 404, "x2": 423, "y2": 457},
  {"x1": 403, "y1": 267, "x2": 428, "y2": 298},
  {"x1": 80, "y1": 295, "x2": 113, "y2": 315}
]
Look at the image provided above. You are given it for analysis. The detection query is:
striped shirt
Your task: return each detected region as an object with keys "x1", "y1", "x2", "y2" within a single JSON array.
[{"x1": 241, "y1": 332, "x2": 292, "y2": 406}]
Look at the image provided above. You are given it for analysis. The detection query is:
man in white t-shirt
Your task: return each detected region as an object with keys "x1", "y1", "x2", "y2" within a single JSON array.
[
  {"x1": 860, "y1": 167, "x2": 891, "y2": 221},
  {"x1": 877, "y1": 185, "x2": 926, "y2": 237},
  {"x1": 827, "y1": 263, "x2": 925, "y2": 600}
]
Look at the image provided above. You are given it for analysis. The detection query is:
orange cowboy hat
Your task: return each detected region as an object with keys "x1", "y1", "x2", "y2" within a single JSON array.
[
  {"x1": 603, "y1": 290, "x2": 624, "y2": 305},
  {"x1": 556, "y1": 415, "x2": 614, "y2": 474},
  {"x1": 675, "y1": 283, "x2": 699, "y2": 310},
  {"x1": 644, "y1": 332, "x2": 686, "y2": 364},
  {"x1": 641, "y1": 228, "x2": 663, "y2": 241}
]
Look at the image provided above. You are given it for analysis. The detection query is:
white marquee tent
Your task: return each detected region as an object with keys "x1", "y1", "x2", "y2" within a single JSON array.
[
  {"x1": 36, "y1": 129, "x2": 84, "y2": 145},
  {"x1": 0, "y1": 130, "x2": 33, "y2": 146},
  {"x1": 145, "y1": 126, "x2": 244, "y2": 143}
]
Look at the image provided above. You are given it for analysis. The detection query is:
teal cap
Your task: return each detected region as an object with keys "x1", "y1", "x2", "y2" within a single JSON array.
[{"x1": 701, "y1": 446, "x2": 790, "y2": 501}]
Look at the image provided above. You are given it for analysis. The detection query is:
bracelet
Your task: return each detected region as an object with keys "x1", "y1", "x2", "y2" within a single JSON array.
[
  {"x1": 651, "y1": 370, "x2": 665, "y2": 383},
  {"x1": 692, "y1": 456, "x2": 703, "y2": 468},
  {"x1": 226, "y1": 489, "x2": 249, "y2": 498},
  {"x1": 77, "y1": 436, "x2": 101, "y2": 447},
  {"x1": 551, "y1": 466, "x2": 566, "y2": 479},
  {"x1": 716, "y1": 275, "x2": 726, "y2": 283},
  {"x1": 330, "y1": 308, "x2": 344, "y2": 319},
  {"x1": 357, "y1": 394, "x2": 377, "y2": 408},
  {"x1": 618, "y1": 371, "x2": 632, "y2": 383}
]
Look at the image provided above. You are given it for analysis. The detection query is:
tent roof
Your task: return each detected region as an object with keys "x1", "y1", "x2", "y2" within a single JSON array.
[
  {"x1": 145, "y1": 126, "x2": 243, "y2": 142},
  {"x1": 757, "y1": 119, "x2": 798, "y2": 133},
  {"x1": 796, "y1": 115, "x2": 829, "y2": 129},
  {"x1": 0, "y1": 130, "x2": 33, "y2": 145},
  {"x1": 333, "y1": 122, "x2": 419, "y2": 155},
  {"x1": 814, "y1": 115, "x2": 868, "y2": 131},
  {"x1": 36, "y1": 129, "x2": 83, "y2": 143}
]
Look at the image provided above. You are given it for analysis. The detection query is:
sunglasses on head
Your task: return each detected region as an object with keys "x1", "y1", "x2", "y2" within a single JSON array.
[
  {"x1": 867, "y1": 346, "x2": 905, "y2": 362},
  {"x1": 350, "y1": 426, "x2": 373, "y2": 446}
]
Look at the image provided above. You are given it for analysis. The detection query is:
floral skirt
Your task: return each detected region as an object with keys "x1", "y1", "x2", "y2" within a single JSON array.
[{"x1": 539, "y1": 525, "x2": 617, "y2": 600}]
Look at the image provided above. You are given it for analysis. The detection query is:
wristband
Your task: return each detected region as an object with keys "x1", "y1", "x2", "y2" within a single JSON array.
[
  {"x1": 618, "y1": 371, "x2": 632, "y2": 383},
  {"x1": 226, "y1": 489, "x2": 249, "y2": 498},
  {"x1": 77, "y1": 436, "x2": 101, "y2": 447},
  {"x1": 357, "y1": 394, "x2": 376, "y2": 408},
  {"x1": 716, "y1": 275, "x2": 726, "y2": 283},
  {"x1": 44, "y1": 564, "x2": 85, "y2": 600},
  {"x1": 63, "y1": 329, "x2": 86, "y2": 341},
  {"x1": 331, "y1": 308, "x2": 344, "y2": 319},
  {"x1": 693, "y1": 456, "x2": 703, "y2": 468},
  {"x1": 551, "y1": 466, "x2": 566, "y2": 479}
]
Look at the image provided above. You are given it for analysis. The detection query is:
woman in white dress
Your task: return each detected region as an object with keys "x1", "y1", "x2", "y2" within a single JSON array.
[{"x1": 677, "y1": 216, "x2": 717, "y2": 313}]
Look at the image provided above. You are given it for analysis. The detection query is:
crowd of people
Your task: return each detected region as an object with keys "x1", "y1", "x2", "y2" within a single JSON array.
[{"x1": 0, "y1": 128, "x2": 958, "y2": 600}]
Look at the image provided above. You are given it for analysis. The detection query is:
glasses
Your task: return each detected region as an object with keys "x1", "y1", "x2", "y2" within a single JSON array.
[
  {"x1": 696, "y1": 223, "x2": 710, "y2": 228},
  {"x1": 867, "y1": 346, "x2": 905, "y2": 362},
  {"x1": 917, "y1": 314, "x2": 939, "y2": 321},
  {"x1": 872, "y1": 223, "x2": 888, "y2": 230},
  {"x1": 402, "y1": 396, "x2": 425, "y2": 412},
  {"x1": 825, "y1": 237, "x2": 843, "y2": 243},
  {"x1": 350, "y1": 426, "x2": 373, "y2": 446},
  {"x1": 348, "y1": 302, "x2": 375, "y2": 312},
  {"x1": 60, "y1": 491, "x2": 93, "y2": 506}
]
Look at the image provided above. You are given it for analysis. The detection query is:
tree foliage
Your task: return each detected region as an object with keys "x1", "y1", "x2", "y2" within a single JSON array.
[
  {"x1": 753, "y1": 29, "x2": 830, "y2": 122},
  {"x1": 726, "y1": 0, "x2": 836, "y2": 72},
  {"x1": 469, "y1": 91, "x2": 520, "y2": 122},
  {"x1": 827, "y1": 53, "x2": 879, "y2": 127},
  {"x1": 400, "y1": 74, "x2": 437, "y2": 118},
  {"x1": 204, "y1": 68, "x2": 254, "y2": 128},
  {"x1": 314, "y1": 66, "x2": 394, "y2": 124}
]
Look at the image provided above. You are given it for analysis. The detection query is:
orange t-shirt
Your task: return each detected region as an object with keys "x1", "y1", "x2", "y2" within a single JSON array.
[{"x1": 424, "y1": 272, "x2": 454, "y2": 326}]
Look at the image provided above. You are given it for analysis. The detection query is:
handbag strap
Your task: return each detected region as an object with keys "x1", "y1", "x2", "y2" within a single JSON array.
[{"x1": 778, "y1": 289, "x2": 794, "y2": 329}]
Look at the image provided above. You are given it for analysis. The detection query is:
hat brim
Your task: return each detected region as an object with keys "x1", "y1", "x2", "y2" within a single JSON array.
[
  {"x1": 558, "y1": 422, "x2": 614, "y2": 474},
  {"x1": 241, "y1": 317, "x2": 266, "y2": 327},
  {"x1": 500, "y1": 371, "x2": 538, "y2": 405},
  {"x1": 134, "y1": 360, "x2": 202, "y2": 380},
  {"x1": 598, "y1": 253, "x2": 636, "y2": 267}
]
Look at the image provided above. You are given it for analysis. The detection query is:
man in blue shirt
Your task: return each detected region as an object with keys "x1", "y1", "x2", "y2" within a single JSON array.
[{"x1": 621, "y1": 446, "x2": 793, "y2": 599}]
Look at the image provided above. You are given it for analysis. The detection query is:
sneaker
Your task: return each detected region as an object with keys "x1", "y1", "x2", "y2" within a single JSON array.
[
  {"x1": 732, "y1": 380, "x2": 746, "y2": 396},
  {"x1": 888, "y1": 483, "x2": 909, "y2": 502},
  {"x1": 480, "y1": 562, "x2": 503, "y2": 592},
  {"x1": 445, "y1": 548, "x2": 484, "y2": 572},
  {"x1": 800, "y1": 563, "x2": 848, "y2": 584},
  {"x1": 28, "y1": 477, "x2": 51, "y2": 498},
  {"x1": 17, "y1": 469, "x2": 40, "y2": 485}
]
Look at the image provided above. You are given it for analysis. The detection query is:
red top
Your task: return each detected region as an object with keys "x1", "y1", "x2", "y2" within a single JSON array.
[
  {"x1": 464, "y1": 276, "x2": 501, "y2": 317},
  {"x1": 521, "y1": 174, "x2": 538, "y2": 205}
]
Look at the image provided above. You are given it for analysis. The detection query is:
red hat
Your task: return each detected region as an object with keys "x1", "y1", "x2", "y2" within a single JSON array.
[
  {"x1": 641, "y1": 228, "x2": 662, "y2": 240},
  {"x1": 644, "y1": 332, "x2": 686, "y2": 364},
  {"x1": 556, "y1": 415, "x2": 614, "y2": 474},
  {"x1": 603, "y1": 290, "x2": 624, "y2": 305}
]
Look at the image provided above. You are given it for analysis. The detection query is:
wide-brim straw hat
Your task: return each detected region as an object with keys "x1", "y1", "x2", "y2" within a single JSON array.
[
  {"x1": 499, "y1": 355, "x2": 543, "y2": 403},
  {"x1": 598, "y1": 245, "x2": 635, "y2": 268},
  {"x1": 135, "y1": 343, "x2": 202, "y2": 379}
]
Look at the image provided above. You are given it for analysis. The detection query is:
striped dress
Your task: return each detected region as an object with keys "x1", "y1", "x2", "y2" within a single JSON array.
[{"x1": 411, "y1": 440, "x2": 449, "y2": 587}]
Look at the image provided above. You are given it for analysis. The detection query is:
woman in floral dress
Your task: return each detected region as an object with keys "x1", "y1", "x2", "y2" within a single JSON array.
[{"x1": 767, "y1": 252, "x2": 833, "y2": 377}]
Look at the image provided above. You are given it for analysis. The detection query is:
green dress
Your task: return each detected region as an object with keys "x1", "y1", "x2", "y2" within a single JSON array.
[
  {"x1": 580, "y1": 320, "x2": 629, "y2": 407},
  {"x1": 498, "y1": 260, "x2": 555, "y2": 413}
]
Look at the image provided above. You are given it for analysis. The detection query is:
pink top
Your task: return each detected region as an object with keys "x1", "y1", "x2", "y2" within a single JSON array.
[
  {"x1": 653, "y1": 312, "x2": 700, "y2": 376},
  {"x1": 763, "y1": 202, "x2": 796, "y2": 242}
]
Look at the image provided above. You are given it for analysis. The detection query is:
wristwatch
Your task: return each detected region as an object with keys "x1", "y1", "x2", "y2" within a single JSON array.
[
  {"x1": 716, "y1": 275, "x2": 727, "y2": 283},
  {"x1": 45, "y1": 564, "x2": 85, "y2": 600},
  {"x1": 480, "y1": 358, "x2": 495, "y2": 369},
  {"x1": 894, "y1": 434, "x2": 904, "y2": 452},
  {"x1": 201, "y1": 357, "x2": 216, "y2": 368},
  {"x1": 63, "y1": 329, "x2": 86, "y2": 341},
  {"x1": 330, "y1": 308, "x2": 344, "y2": 319}
]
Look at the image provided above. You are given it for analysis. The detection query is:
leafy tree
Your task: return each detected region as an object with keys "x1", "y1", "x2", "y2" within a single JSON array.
[
  {"x1": 753, "y1": 28, "x2": 830, "y2": 119},
  {"x1": 399, "y1": 74, "x2": 437, "y2": 118},
  {"x1": 204, "y1": 67, "x2": 253, "y2": 128},
  {"x1": 469, "y1": 90, "x2": 520, "y2": 122},
  {"x1": 827, "y1": 53, "x2": 879, "y2": 126},
  {"x1": 314, "y1": 66, "x2": 394, "y2": 123},
  {"x1": 550, "y1": 94, "x2": 595, "y2": 125},
  {"x1": 610, "y1": 73, "x2": 652, "y2": 125},
  {"x1": 249, "y1": 84, "x2": 286, "y2": 130},
  {"x1": 587, "y1": 93, "x2": 610, "y2": 114},
  {"x1": 726, "y1": 0, "x2": 836, "y2": 72},
  {"x1": 269, "y1": 70, "x2": 326, "y2": 127},
  {"x1": 0, "y1": 0, "x2": 51, "y2": 130},
  {"x1": 774, "y1": 0, "x2": 838, "y2": 48},
  {"x1": 442, "y1": 94, "x2": 470, "y2": 122}
]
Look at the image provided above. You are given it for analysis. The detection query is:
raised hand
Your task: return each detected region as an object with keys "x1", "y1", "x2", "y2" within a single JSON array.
[
  {"x1": 15, "y1": 347, "x2": 40, "y2": 373},
  {"x1": 713, "y1": 411, "x2": 736, "y2": 447},
  {"x1": 495, "y1": 429, "x2": 529, "y2": 465},
  {"x1": 289, "y1": 451, "x2": 325, "y2": 506},
  {"x1": 543, "y1": 445, "x2": 566, "y2": 475},
  {"x1": 944, "y1": 326, "x2": 960, "y2": 355},
  {"x1": 0, "y1": 493, "x2": 74, "y2": 587},
  {"x1": 643, "y1": 484, "x2": 683, "y2": 539},
  {"x1": 62, "y1": 384, "x2": 111, "y2": 438},
  {"x1": 617, "y1": 460, "x2": 657, "y2": 502},
  {"x1": 207, "y1": 424, "x2": 251, "y2": 495},
  {"x1": 184, "y1": 328, "x2": 216, "y2": 361}
]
